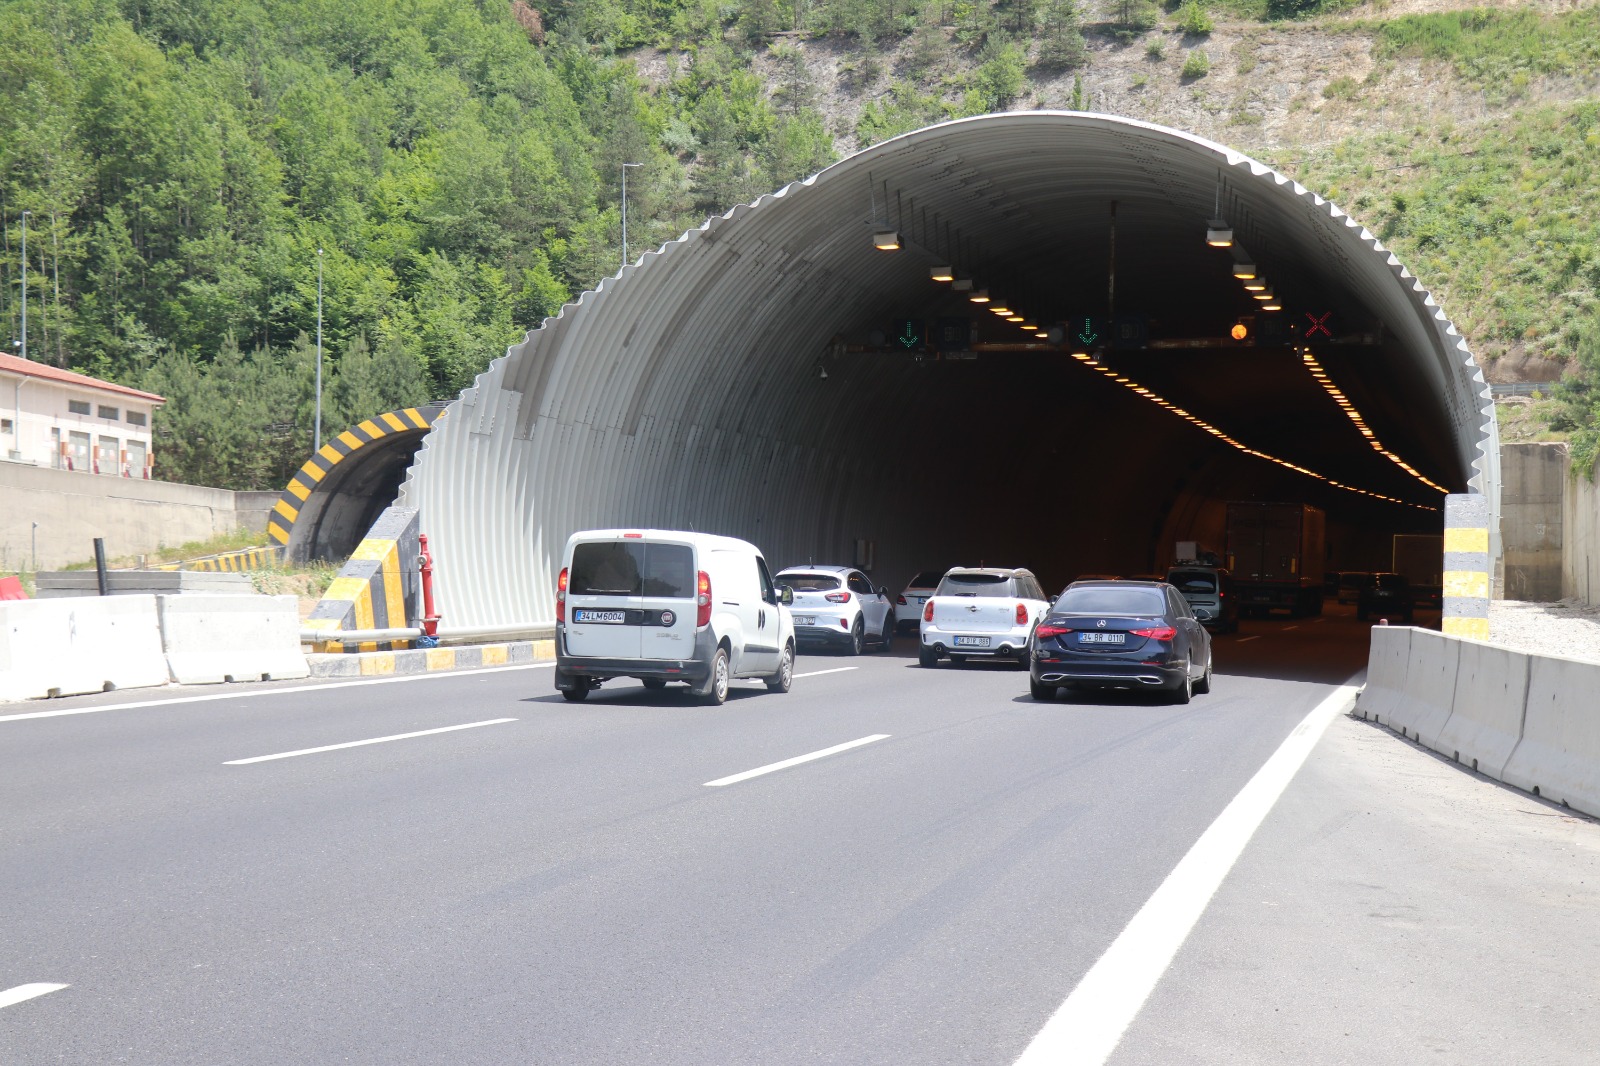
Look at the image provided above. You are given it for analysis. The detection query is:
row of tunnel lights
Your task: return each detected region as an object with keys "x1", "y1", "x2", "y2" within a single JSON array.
[
  {"x1": 1068, "y1": 351, "x2": 1439, "y2": 511},
  {"x1": 1298, "y1": 348, "x2": 1450, "y2": 496},
  {"x1": 880, "y1": 224, "x2": 1444, "y2": 509}
]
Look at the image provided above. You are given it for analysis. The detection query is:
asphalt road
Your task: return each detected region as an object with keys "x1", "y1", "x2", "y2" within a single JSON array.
[{"x1": 2, "y1": 605, "x2": 1596, "y2": 1064}]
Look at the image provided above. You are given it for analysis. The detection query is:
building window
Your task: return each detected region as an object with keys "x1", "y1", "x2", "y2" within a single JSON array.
[
  {"x1": 98, "y1": 405, "x2": 119, "y2": 420},
  {"x1": 1, "y1": 418, "x2": 11, "y2": 433},
  {"x1": 126, "y1": 411, "x2": 147, "y2": 427},
  {"x1": 68, "y1": 400, "x2": 91, "y2": 416}
]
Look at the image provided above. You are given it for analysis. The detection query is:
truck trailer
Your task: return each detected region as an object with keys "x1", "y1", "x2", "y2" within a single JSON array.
[{"x1": 1225, "y1": 502, "x2": 1326, "y2": 618}]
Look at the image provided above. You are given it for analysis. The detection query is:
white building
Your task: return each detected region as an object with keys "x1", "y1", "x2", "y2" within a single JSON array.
[{"x1": 1, "y1": 353, "x2": 164, "y2": 478}]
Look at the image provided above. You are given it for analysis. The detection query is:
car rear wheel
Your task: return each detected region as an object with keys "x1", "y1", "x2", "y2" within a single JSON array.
[
  {"x1": 1194, "y1": 655, "x2": 1213, "y2": 695},
  {"x1": 878, "y1": 616, "x2": 894, "y2": 651},
  {"x1": 848, "y1": 619, "x2": 865, "y2": 656},
  {"x1": 697, "y1": 647, "x2": 730, "y2": 705},
  {"x1": 561, "y1": 684, "x2": 589, "y2": 702},
  {"x1": 918, "y1": 645, "x2": 939, "y2": 667},
  {"x1": 1029, "y1": 676, "x2": 1057, "y2": 701},
  {"x1": 765, "y1": 643, "x2": 794, "y2": 692},
  {"x1": 1170, "y1": 664, "x2": 1193, "y2": 705}
]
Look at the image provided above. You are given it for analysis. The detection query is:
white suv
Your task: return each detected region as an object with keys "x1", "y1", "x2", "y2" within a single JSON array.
[
  {"x1": 775, "y1": 565, "x2": 895, "y2": 654},
  {"x1": 555, "y1": 530, "x2": 795, "y2": 705},
  {"x1": 919, "y1": 567, "x2": 1051, "y2": 667}
]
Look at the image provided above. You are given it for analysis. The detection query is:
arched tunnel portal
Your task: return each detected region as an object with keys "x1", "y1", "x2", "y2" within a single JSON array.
[{"x1": 399, "y1": 113, "x2": 1498, "y2": 627}]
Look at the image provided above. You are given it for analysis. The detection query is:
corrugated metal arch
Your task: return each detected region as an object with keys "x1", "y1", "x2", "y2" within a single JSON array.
[{"x1": 399, "y1": 112, "x2": 1496, "y2": 626}]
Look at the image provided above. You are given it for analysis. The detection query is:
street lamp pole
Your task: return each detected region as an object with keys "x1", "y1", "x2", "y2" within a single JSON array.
[
  {"x1": 621, "y1": 163, "x2": 642, "y2": 270},
  {"x1": 314, "y1": 248, "x2": 324, "y2": 454},
  {"x1": 19, "y1": 210, "x2": 27, "y2": 364}
]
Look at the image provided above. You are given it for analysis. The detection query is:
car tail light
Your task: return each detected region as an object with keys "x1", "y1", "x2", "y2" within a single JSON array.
[
  {"x1": 825, "y1": 591, "x2": 850, "y2": 603},
  {"x1": 896, "y1": 594, "x2": 907, "y2": 605},
  {"x1": 1035, "y1": 623, "x2": 1071, "y2": 640},
  {"x1": 556, "y1": 567, "x2": 568, "y2": 623},
  {"x1": 1131, "y1": 625, "x2": 1177, "y2": 641},
  {"x1": 923, "y1": 599, "x2": 935, "y2": 623},
  {"x1": 697, "y1": 570, "x2": 712, "y2": 627},
  {"x1": 1015, "y1": 602, "x2": 1029, "y2": 625}
]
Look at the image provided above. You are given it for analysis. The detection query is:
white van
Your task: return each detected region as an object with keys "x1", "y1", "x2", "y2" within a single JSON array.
[{"x1": 555, "y1": 529, "x2": 796, "y2": 705}]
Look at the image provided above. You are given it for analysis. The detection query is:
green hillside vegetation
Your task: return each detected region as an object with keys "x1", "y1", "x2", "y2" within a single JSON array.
[{"x1": 2, "y1": 0, "x2": 1598, "y2": 487}]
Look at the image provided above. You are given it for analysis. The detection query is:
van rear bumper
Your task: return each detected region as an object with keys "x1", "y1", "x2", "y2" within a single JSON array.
[{"x1": 554, "y1": 625, "x2": 716, "y2": 688}]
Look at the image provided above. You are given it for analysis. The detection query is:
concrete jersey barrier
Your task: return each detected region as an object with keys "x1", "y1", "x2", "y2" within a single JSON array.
[
  {"x1": 1436, "y1": 639, "x2": 1530, "y2": 778},
  {"x1": 158, "y1": 595, "x2": 309, "y2": 684},
  {"x1": 1354, "y1": 625, "x2": 1413, "y2": 725},
  {"x1": 1396, "y1": 628, "x2": 1462, "y2": 750},
  {"x1": 0, "y1": 595, "x2": 169, "y2": 701},
  {"x1": 1502, "y1": 654, "x2": 1600, "y2": 819}
]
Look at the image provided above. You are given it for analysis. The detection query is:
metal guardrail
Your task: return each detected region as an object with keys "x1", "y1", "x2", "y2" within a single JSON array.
[{"x1": 1490, "y1": 382, "x2": 1558, "y2": 397}]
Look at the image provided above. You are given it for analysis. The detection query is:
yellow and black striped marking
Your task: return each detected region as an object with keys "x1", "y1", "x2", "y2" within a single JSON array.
[
  {"x1": 267, "y1": 407, "x2": 441, "y2": 548},
  {"x1": 1442, "y1": 493, "x2": 1491, "y2": 641},
  {"x1": 303, "y1": 506, "x2": 422, "y2": 653},
  {"x1": 152, "y1": 545, "x2": 284, "y2": 573}
]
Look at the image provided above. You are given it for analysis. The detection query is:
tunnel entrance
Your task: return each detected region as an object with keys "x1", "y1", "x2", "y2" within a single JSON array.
[
  {"x1": 268, "y1": 405, "x2": 446, "y2": 563},
  {"x1": 398, "y1": 113, "x2": 1496, "y2": 627}
]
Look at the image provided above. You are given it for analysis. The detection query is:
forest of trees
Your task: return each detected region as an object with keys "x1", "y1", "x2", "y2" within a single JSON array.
[{"x1": 0, "y1": 0, "x2": 868, "y2": 488}]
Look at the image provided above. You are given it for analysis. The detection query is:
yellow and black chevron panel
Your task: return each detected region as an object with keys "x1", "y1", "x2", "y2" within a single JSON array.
[
  {"x1": 303, "y1": 505, "x2": 422, "y2": 653},
  {"x1": 152, "y1": 545, "x2": 284, "y2": 573},
  {"x1": 267, "y1": 407, "x2": 442, "y2": 548}
]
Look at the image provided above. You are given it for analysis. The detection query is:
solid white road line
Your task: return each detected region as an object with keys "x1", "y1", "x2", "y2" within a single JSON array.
[
  {"x1": 0, "y1": 664, "x2": 554, "y2": 724},
  {"x1": 704, "y1": 734, "x2": 890, "y2": 787},
  {"x1": 1013, "y1": 682, "x2": 1360, "y2": 1066},
  {"x1": 0, "y1": 983, "x2": 69, "y2": 1010},
  {"x1": 1235, "y1": 635, "x2": 1261, "y2": 643},
  {"x1": 225, "y1": 718, "x2": 517, "y2": 765},
  {"x1": 793, "y1": 667, "x2": 859, "y2": 679}
]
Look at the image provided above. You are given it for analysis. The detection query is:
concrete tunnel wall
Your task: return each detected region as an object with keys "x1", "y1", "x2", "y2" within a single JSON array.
[{"x1": 398, "y1": 112, "x2": 1498, "y2": 628}]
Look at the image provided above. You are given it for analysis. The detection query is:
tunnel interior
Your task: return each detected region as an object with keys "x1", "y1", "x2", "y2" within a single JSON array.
[
  {"x1": 400, "y1": 113, "x2": 1492, "y2": 626},
  {"x1": 288, "y1": 433, "x2": 430, "y2": 563}
]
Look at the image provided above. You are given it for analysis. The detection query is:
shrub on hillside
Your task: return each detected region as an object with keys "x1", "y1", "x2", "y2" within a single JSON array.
[
  {"x1": 1175, "y1": 1, "x2": 1213, "y2": 35},
  {"x1": 1181, "y1": 48, "x2": 1211, "y2": 78}
]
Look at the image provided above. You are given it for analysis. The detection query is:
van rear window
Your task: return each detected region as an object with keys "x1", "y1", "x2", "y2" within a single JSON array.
[{"x1": 571, "y1": 542, "x2": 695, "y2": 597}]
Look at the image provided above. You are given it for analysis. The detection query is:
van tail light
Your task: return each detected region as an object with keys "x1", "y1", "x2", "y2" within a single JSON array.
[
  {"x1": 1015, "y1": 603, "x2": 1029, "y2": 625},
  {"x1": 697, "y1": 570, "x2": 713, "y2": 627},
  {"x1": 825, "y1": 591, "x2": 850, "y2": 603},
  {"x1": 1131, "y1": 625, "x2": 1177, "y2": 641},
  {"x1": 556, "y1": 567, "x2": 569, "y2": 623},
  {"x1": 1035, "y1": 623, "x2": 1071, "y2": 640},
  {"x1": 923, "y1": 599, "x2": 935, "y2": 623}
]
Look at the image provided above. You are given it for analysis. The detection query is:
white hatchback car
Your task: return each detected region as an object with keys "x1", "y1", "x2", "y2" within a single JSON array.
[
  {"x1": 775, "y1": 565, "x2": 895, "y2": 654},
  {"x1": 919, "y1": 567, "x2": 1051, "y2": 667},
  {"x1": 895, "y1": 569, "x2": 947, "y2": 635}
]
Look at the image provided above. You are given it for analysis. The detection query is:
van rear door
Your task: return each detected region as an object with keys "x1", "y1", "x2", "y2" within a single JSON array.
[
  {"x1": 636, "y1": 540, "x2": 699, "y2": 661},
  {"x1": 566, "y1": 539, "x2": 645, "y2": 659}
]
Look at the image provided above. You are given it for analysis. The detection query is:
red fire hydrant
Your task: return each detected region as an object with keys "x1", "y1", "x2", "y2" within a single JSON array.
[{"x1": 419, "y1": 533, "x2": 442, "y2": 638}]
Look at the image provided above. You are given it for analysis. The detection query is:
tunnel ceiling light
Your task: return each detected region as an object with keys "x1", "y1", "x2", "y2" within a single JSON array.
[
  {"x1": 1261, "y1": 300, "x2": 1282, "y2": 311},
  {"x1": 930, "y1": 265, "x2": 954, "y2": 281},
  {"x1": 1298, "y1": 348, "x2": 1449, "y2": 496},
  {"x1": 1206, "y1": 219, "x2": 1233, "y2": 247},
  {"x1": 1253, "y1": 288, "x2": 1274, "y2": 301},
  {"x1": 1243, "y1": 278, "x2": 1268, "y2": 292},
  {"x1": 989, "y1": 300, "x2": 1012, "y2": 315},
  {"x1": 1035, "y1": 331, "x2": 1049, "y2": 338},
  {"x1": 873, "y1": 230, "x2": 900, "y2": 251},
  {"x1": 1065, "y1": 352, "x2": 1439, "y2": 511},
  {"x1": 969, "y1": 289, "x2": 990, "y2": 304},
  {"x1": 1007, "y1": 315, "x2": 1024, "y2": 322},
  {"x1": 1021, "y1": 322, "x2": 1037, "y2": 331},
  {"x1": 1231, "y1": 256, "x2": 1256, "y2": 280}
]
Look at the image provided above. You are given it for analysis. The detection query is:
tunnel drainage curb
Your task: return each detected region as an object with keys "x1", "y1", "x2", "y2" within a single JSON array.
[{"x1": 307, "y1": 639, "x2": 554, "y2": 678}]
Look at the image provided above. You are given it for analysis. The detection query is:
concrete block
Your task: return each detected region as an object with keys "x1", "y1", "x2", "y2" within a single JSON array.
[
  {"x1": 0, "y1": 595, "x2": 169, "y2": 701},
  {"x1": 158, "y1": 595, "x2": 309, "y2": 685},
  {"x1": 36, "y1": 570, "x2": 255, "y2": 597},
  {"x1": 1502, "y1": 654, "x2": 1600, "y2": 819},
  {"x1": 1356, "y1": 625, "x2": 1413, "y2": 724},
  {"x1": 1395, "y1": 628, "x2": 1462, "y2": 753},
  {"x1": 1436, "y1": 639, "x2": 1530, "y2": 779}
]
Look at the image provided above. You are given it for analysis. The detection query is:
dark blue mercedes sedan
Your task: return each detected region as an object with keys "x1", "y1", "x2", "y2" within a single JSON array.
[{"x1": 1028, "y1": 581, "x2": 1213, "y2": 704}]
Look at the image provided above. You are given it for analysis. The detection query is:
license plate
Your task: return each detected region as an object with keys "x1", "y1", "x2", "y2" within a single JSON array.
[
  {"x1": 794, "y1": 615, "x2": 816, "y2": 626},
  {"x1": 954, "y1": 636, "x2": 990, "y2": 647},
  {"x1": 1080, "y1": 632, "x2": 1126, "y2": 644},
  {"x1": 574, "y1": 609, "x2": 626, "y2": 624}
]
